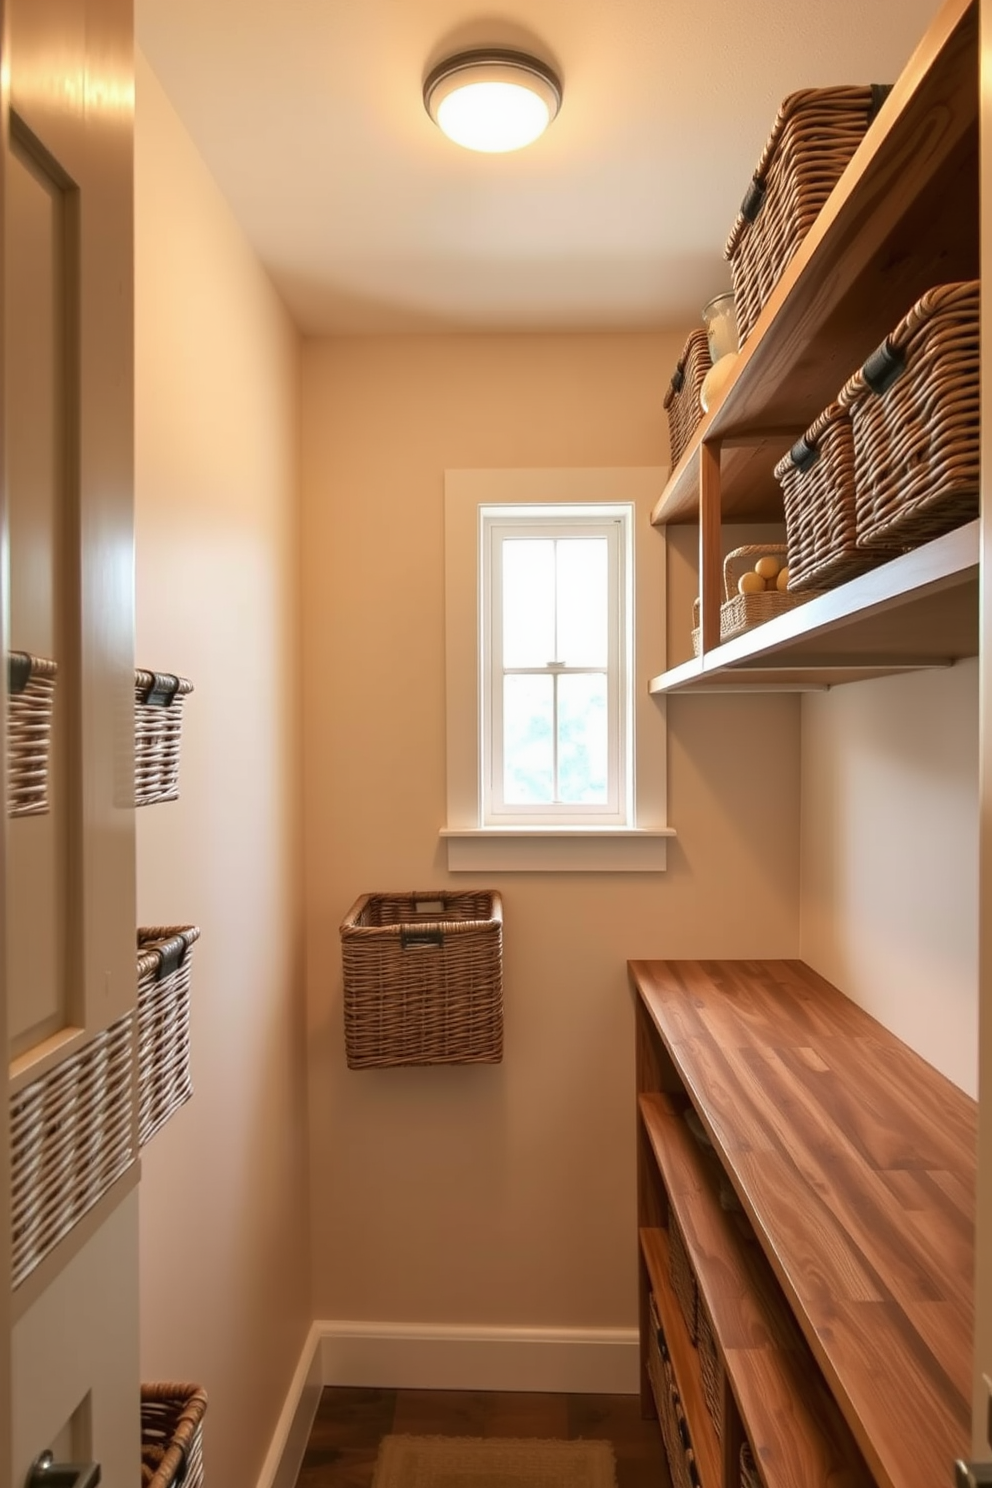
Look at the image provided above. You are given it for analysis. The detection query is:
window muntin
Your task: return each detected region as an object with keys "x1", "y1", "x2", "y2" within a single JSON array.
[{"x1": 481, "y1": 505, "x2": 633, "y2": 826}]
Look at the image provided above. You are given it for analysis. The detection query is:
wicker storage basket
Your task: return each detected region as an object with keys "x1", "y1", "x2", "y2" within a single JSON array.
[
  {"x1": 692, "y1": 545, "x2": 815, "y2": 654},
  {"x1": 664, "y1": 330, "x2": 712, "y2": 466},
  {"x1": 341, "y1": 891, "x2": 503, "y2": 1069},
  {"x1": 137, "y1": 926, "x2": 201, "y2": 1147},
  {"x1": 647, "y1": 1294, "x2": 702, "y2": 1488},
  {"x1": 8, "y1": 652, "x2": 57, "y2": 818},
  {"x1": 725, "y1": 86, "x2": 890, "y2": 343},
  {"x1": 669, "y1": 1212, "x2": 698, "y2": 1344},
  {"x1": 698, "y1": 1292, "x2": 725, "y2": 1439},
  {"x1": 740, "y1": 1440, "x2": 763, "y2": 1488},
  {"x1": 141, "y1": 1383, "x2": 207, "y2": 1488},
  {"x1": 774, "y1": 401, "x2": 905, "y2": 593},
  {"x1": 839, "y1": 280, "x2": 980, "y2": 554},
  {"x1": 135, "y1": 670, "x2": 194, "y2": 807}
]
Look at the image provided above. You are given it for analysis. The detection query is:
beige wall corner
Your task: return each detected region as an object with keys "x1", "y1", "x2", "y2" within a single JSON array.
[
  {"x1": 300, "y1": 332, "x2": 801, "y2": 1335},
  {"x1": 135, "y1": 49, "x2": 310, "y2": 1487},
  {"x1": 799, "y1": 661, "x2": 978, "y2": 1095}
]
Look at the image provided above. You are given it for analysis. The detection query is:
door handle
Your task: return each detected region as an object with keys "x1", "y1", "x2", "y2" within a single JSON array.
[
  {"x1": 26, "y1": 1453, "x2": 100, "y2": 1488},
  {"x1": 956, "y1": 1463, "x2": 992, "y2": 1488}
]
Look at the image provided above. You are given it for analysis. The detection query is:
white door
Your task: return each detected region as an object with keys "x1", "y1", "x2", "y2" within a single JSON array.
[{"x1": 2, "y1": 0, "x2": 139, "y2": 1484}]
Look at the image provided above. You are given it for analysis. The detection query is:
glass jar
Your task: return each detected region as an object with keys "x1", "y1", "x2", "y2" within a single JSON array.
[{"x1": 702, "y1": 293, "x2": 739, "y2": 363}]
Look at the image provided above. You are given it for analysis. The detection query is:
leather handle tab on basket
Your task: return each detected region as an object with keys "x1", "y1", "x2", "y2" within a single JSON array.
[
  {"x1": 868, "y1": 83, "x2": 894, "y2": 125},
  {"x1": 140, "y1": 672, "x2": 182, "y2": 707},
  {"x1": 401, "y1": 929, "x2": 444, "y2": 949},
  {"x1": 789, "y1": 436, "x2": 821, "y2": 473},
  {"x1": 670, "y1": 363, "x2": 685, "y2": 394},
  {"x1": 8, "y1": 651, "x2": 32, "y2": 695},
  {"x1": 740, "y1": 175, "x2": 767, "y2": 224},
  {"x1": 862, "y1": 338, "x2": 906, "y2": 396},
  {"x1": 154, "y1": 935, "x2": 190, "y2": 981}
]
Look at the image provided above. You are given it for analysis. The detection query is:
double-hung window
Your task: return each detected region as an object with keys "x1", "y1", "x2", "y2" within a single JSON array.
[
  {"x1": 481, "y1": 506, "x2": 632, "y2": 826},
  {"x1": 442, "y1": 467, "x2": 672, "y2": 872}
]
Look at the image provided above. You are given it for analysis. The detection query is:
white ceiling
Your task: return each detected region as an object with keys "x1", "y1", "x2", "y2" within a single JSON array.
[{"x1": 136, "y1": 0, "x2": 942, "y2": 336}]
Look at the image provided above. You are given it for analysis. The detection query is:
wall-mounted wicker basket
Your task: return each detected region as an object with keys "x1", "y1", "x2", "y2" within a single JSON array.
[
  {"x1": 692, "y1": 545, "x2": 817, "y2": 655},
  {"x1": 135, "y1": 670, "x2": 194, "y2": 807},
  {"x1": 340, "y1": 891, "x2": 503, "y2": 1069},
  {"x1": 137, "y1": 925, "x2": 201, "y2": 1147},
  {"x1": 725, "y1": 85, "x2": 890, "y2": 343},
  {"x1": 663, "y1": 330, "x2": 712, "y2": 467},
  {"x1": 10, "y1": 1013, "x2": 134, "y2": 1289},
  {"x1": 8, "y1": 651, "x2": 57, "y2": 818},
  {"x1": 840, "y1": 279, "x2": 980, "y2": 554},
  {"x1": 141, "y1": 1383, "x2": 207, "y2": 1488}
]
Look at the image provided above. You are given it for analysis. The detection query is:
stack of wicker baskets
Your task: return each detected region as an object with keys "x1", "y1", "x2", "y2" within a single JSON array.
[
  {"x1": 775, "y1": 281, "x2": 980, "y2": 589},
  {"x1": 663, "y1": 330, "x2": 712, "y2": 466},
  {"x1": 726, "y1": 85, "x2": 890, "y2": 343}
]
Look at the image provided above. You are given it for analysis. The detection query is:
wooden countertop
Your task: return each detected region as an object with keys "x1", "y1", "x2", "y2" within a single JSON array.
[{"x1": 629, "y1": 958, "x2": 976, "y2": 1488}]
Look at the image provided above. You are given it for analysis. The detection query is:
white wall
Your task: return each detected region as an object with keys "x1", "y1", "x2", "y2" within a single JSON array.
[
  {"x1": 135, "y1": 52, "x2": 310, "y2": 1485},
  {"x1": 800, "y1": 661, "x2": 978, "y2": 1094}
]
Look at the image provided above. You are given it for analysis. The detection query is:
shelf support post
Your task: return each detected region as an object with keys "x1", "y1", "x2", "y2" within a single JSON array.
[{"x1": 699, "y1": 440, "x2": 722, "y2": 655}]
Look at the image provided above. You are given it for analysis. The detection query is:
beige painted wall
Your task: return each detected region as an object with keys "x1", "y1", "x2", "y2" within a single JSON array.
[
  {"x1": 134, "y1": 53, "x2": 309, "y2": 1485},
  {"x1": 301, "y1": 332, "x2": 801, "y2": 1328},
  {"x1": 800, "y1": 662, "x2": 979, "y2": 1095}
]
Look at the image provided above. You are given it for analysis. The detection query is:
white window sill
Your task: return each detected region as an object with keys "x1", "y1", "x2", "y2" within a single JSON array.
[{"x1": 440, "y1": 826, "x2": 676, "y2": 873}]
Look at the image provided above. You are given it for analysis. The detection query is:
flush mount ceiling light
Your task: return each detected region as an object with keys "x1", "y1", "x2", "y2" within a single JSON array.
[{"x1": 423, "y1": 49, "x2": 562, "y2": 153}]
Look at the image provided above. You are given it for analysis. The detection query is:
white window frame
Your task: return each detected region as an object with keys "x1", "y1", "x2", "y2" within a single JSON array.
[
  {"x1": 442, "y1": 468, "x2": 674, "y2": 873},
  {"x1": 481, "y1": 506, "x2": 632, "y2": 826}
]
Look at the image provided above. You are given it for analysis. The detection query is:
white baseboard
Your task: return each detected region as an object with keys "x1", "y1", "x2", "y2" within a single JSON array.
[
  {"x1": 256, "y1": 1322, "x2": 324, "y2": 1488},
  {"x1": 319, "y1": 1320, "x2": 640, "y2": 1395},
  {"x1": 258, "y1": 1318, "x2": 640, "y2": 1488}
]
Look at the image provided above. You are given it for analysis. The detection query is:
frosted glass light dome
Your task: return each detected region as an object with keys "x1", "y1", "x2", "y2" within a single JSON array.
[{"x1": 424, "y1": 50, "x2": 562, "y2": 153}]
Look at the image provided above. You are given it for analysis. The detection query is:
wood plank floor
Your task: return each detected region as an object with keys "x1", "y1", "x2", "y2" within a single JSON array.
[{"x1": 295, "y1": 1386, "x2": 672, "y2": 1488}]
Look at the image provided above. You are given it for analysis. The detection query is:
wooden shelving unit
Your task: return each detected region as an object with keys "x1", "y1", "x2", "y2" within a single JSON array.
[
  {"x1": 630, "y1": 958, "x2": 976, "y2": 1488},
  {"x1": 653, "y1": 0, "x2": 978, "y2": 685}
]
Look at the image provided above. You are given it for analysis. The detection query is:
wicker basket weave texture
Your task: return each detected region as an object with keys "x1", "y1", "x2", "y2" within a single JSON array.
[
  {"x1": 341, "y1": 891, "x2": 503, "y2": 1069},
  {"x1": 141, "y1": 1383, "x2": 207, "y2": 1488},
  {"x1": 773, "y1": 402, "x2": 904, "y2": 594},
  {"x1": 8, "y1": 653, "x2": 57, "y2": 818},
  {"x1": 10, "y1": 1013, "x2": 134, "y2": 1289},
  {"x1": 668, "y1": 1212, "x2": 698, "y2": 1344},
  {"x1": 135, "y1": 670, "x2": 194, "y2": 807},
  {"x1": 839, "y1": 280, "x2": 980, "y2": 553},
  {"x1": 646, "y1": 1295, "x2": 702, "y2": 1488},
  {"x1": 663, "y1": 331, "x2": 712, "y2": 467},
  {"x1": 697, "y1": 1292, "x2": 724, "y2": 1440},
  {"x1": 740, "y1": 1441, "x2": 763, "y2": 1488},
  {"x1": 691, "y1": 545, "x2": 814, "y2": 655},
  {"x1": 137, "y1": 925, "x2": 201, "y2": 1147},
  {"x1": 725, "y1": 87, "x2": 886, "y2": 343}
]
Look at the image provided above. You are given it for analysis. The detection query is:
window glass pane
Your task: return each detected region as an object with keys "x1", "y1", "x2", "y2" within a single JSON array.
[
  {"x1": 503, "y1": 674, "x2": 554, "y2": 803},
  {"x1": 503, "y1": 539, "x2": 554, "y2": 666},
  {"x1": 557, "y1": 673, "x2": 608, "y2": 803},
  {"x1": 557, "y1": 538, "x2": 608, "y2": 666}
]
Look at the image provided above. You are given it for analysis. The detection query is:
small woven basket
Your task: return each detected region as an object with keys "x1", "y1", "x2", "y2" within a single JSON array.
[
  {"x1": 692, "y1": 545, "x2": 815, "y2": 654},
  {"x1": 839, "y1": 280, "x2": 980, "y2": 554},
  {"x1": 647, "y1": 1295, "x2": 701, "y2": 1488},
  {"x1": 664, "y1": 330, "x2": 712, "y2": 467},
  {"x1": 8, "y1": 652, "x2": 58, "y2": 818},
  {"x1": 141, "y1": 1383, "x2": 207, "y2": 1488},
  {"x1": 341, "y1": 891, "x2": 503, "y2": 1069},
  {"x1": 135, "y1": 670, "x2": 194, "y2": 807},
  {"x1": 725, "y1": 86, "x2": 890, "y2": 343},
  {"x1": 137, "y1": 926, "x2": 201, "y2": 1147},
  {"x1": 740, "y1": 1441, "x2": 763, "y2": 1488},
  {"x1": 774, "y1": 401, "x2": 903, "y2": 593}
]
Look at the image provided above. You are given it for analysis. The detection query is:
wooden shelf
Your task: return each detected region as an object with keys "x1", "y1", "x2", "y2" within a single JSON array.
[
  {"x1": 639, "y1": 1224, "x2": 722, "y2": 1488},
  {"x1": 640, "y1": 1092, "x2": 873, "y2": 1488},
  {"x1": 649, "y1": 521, "x2": 978, "y2": 694},
  {"x1": 631, "y1": 959, "x2": 976, "y2": 1488},
  {"x1": 652, "y1": 0, "x2": 977, "y2": 527}
]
